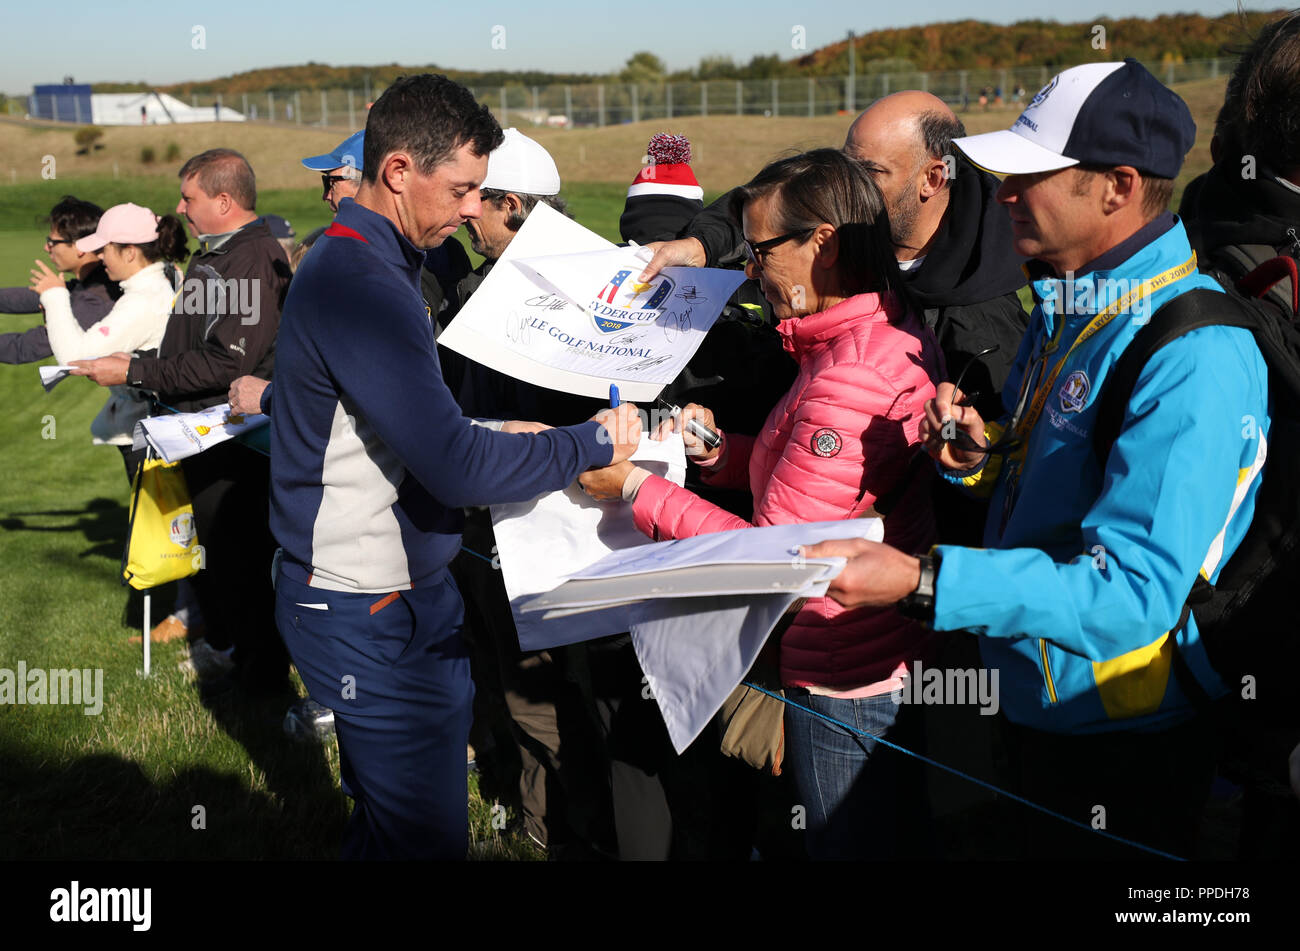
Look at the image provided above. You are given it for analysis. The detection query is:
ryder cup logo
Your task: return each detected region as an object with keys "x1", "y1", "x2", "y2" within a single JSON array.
[
  {"x1": 1027, "y1": 75, "x2": 1059, "y2": 110},
  {"x1": 169, "y1": 512, "x2": 196, "y2": 548},
  {"x1": 590, "y1": 270, "x2": 675, "y2": 334},
  {"x1": 1058, "y1": 370, "x2": 1090, "y2": 414}
]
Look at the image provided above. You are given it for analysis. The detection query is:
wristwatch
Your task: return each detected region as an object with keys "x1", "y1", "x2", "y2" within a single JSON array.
[{"x1": 898, "y1": 551, "x2": 940, "y2": 621}]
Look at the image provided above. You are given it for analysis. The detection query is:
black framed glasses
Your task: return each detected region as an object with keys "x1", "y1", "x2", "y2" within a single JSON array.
[
  {"x1": 941, "y1": 345, "x2": 1024, "y2": 457},
  {"x1": 44, "y1": 235, "x2": 75, "y2": 249},
  {"x1": 743, "y1": 228, "x2": 815, "y2": 269}
]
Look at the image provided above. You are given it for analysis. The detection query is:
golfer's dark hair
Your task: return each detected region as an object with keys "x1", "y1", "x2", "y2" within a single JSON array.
[
  {"x1": 729, "y1": 148, "x2": 910, "y2": 315},
  {"x1": 362, "y1": 74, "x2": 503, "y2": 184},
  {"x1": 178, "y1": 148, "x2": 257, "y2": 210},
  {"x1": 47, "y1": 196, "x2": 102, "y2": 241},
  {"x1": 124, "y1": 214, "x2": 188, "y2": 264},
  {"x1": 479, "y1": 188, "x2": 571, "y2": 230},
  {"x1": 1219, "y1": 9, "x2": 1300, "y2": 174}
]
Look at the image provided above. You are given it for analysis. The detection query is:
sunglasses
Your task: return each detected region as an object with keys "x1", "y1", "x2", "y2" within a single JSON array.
[
  {"x1": 742, "y1": 228, "x2": 816, "y2": 269},
  {"x1": 44, "y1": 236, "x2": 76, "y2": 249},
  {"x1": 321, "y1": 173, "x2": 358, "y2": 197}
]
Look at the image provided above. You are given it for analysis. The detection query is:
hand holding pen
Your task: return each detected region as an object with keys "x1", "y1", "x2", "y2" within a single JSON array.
[{"x1": 651, "y1": 399, "x2": 724, "y2": 462}]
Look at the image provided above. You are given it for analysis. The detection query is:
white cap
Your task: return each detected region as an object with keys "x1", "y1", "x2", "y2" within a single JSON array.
[
  {"x1": 954, "y1": 62, "x2": 1127, "y2": 176},
  {"x1": 481, "y1": 128, "x2": 561, "y2": 196}
]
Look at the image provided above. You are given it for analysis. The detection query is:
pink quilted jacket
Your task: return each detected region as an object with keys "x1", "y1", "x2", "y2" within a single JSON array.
[{"x1": 632, "y1": 292, "x2": 943, "y2": 687}]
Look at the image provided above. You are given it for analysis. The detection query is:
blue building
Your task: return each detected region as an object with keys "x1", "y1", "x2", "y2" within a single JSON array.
[{"x1": 30, "y1": 84, "x2": 94, "y2": 123}]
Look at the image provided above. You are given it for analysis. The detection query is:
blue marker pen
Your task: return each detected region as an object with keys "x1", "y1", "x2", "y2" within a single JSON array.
[{"x1": 609, "y1": 384, "x2": 621, "y2": 409}]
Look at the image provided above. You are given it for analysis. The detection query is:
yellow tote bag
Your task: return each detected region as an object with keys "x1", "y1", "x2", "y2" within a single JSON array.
[{"x1": 122, "y1": 453, "x2": 202, "y2": 591}]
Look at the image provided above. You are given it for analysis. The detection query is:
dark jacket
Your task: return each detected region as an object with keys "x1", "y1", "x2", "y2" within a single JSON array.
[
  {"x1": 0, "y1": 265, "x2": 119, "y2": 364},
  {"x1": 269, "y1": 200, "x2": 612, "y2": 591},
  {"x1": 1180, "y1": 156, "x2": 1300, "y2": 312},
  {"x1": 128, "y1": 220, "x2": 291, "y2": 412}
]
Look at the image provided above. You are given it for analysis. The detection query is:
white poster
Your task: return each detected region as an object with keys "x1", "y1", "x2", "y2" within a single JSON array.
[{"x1": 438, "y1": 203, "x2": 745, "y2": 402}]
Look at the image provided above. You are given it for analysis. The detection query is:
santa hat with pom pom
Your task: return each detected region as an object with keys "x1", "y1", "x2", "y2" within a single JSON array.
[{"x1": 620, "y1": 133, "x2": 705, "y2": 244}]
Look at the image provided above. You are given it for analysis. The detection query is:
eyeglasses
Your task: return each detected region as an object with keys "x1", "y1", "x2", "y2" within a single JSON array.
[
  {"x1": 940, "y1": 345, "x2": 1025, "y2": 457},
  {"x1": 44, "y1": 236, "x2": 76, "y2": 249},
  {"x1": 742, "y1": 228, "x2": 816, "y2": 269},
  {"x1": 321, "y1": 173, "x2": 358, "y2": 197}
]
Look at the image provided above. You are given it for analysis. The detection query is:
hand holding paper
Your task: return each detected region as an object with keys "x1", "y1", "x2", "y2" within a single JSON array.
[{"x1": 800, "y1": 537, "x2": 924, "y2": 610}]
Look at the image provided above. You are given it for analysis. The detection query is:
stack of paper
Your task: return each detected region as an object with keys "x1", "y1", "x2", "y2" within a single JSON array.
[
  {"x1": 492, "y1": 432, "x2": 688, "y2": 652},
  {"x1": 519, "y1": 518, "x2": 884, "y2": 753}
]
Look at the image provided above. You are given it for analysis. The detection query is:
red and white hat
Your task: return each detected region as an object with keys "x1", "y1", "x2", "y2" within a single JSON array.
[
  {"x1": 627, "y1": 133, "x2": 703, "y2": 200},
  {"x1": 75, "y1": 203, "x2": 160, "y2": 252}
]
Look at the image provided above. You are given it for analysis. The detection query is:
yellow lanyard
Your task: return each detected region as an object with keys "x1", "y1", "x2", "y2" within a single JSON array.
[{"x1": 1013, "y1": 253, "x2": 1198, "y2": 441}]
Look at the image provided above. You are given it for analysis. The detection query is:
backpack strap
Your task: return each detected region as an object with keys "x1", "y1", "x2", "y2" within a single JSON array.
[{"x1": 1092, "y1": 288, "x2": 1259, "y2": 462}]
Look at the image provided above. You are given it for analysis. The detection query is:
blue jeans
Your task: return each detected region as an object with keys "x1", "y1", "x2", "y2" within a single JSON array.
[
  {"x1": 276, "y1": 570, "x2": 473, "y2": 860},
  {"x1": 783, "y1": 689, "x2": 933, "y2": 860}
]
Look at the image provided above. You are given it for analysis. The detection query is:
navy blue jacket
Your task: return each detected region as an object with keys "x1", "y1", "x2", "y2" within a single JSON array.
[{"x1": 269, "y1": 198, "x2": 613, "y2": 593}]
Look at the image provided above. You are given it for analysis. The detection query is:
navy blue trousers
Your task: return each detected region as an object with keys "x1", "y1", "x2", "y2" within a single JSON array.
[{"x1": 276, "y1": 570, "x2": 473, "y2": 860}]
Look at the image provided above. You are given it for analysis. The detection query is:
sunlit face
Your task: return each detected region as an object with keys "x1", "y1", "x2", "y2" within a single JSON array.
[
  {"x1": 323, "y1": 165, "x2": 361, "y2": 213},
  {"x1": 98, "y1": 242, "x2": 143, "y2": 282},
  {"x1": 995, "y1": 167, "x2": 1102, "y2": 275},
  {"x1": 397, "y1": 142, "x2": 487, "y2": 250},
  {"x1": 175, "y1": 174, "x2": 225, "y2": 236},
  {"x1": 464, "y1": 195, "x2": 517, "y2": 261},
  {"x1": 844, "y1": 114, "x2": 925, "y2": 249},
  {"x1": 741, "y1": 193, "x2": 819, "y2": 320},
  {"x1": 44, "y1": 229, "x2": 81, "y2": 272}
]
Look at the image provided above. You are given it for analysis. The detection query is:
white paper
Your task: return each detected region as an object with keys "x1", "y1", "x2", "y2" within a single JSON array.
[
  {"x1": 632, "y1": 592, "x2": 808, "y2": 753},
  {"x1": 569, "y1": 518, "x2": 884, "y2": 580},
  {"x1": 132, "y1": 403, "x2": 269, "y2": 463},
  {"x1": 438, "y1": 204, "x2": 744, "y2": 402},
  {"x1": 516, "y1": 517, "x2": 886, "y2": 752},
  {"x1": 39, "y1": 365, "x2": 76, "y2": 392},
  {"x1": 491, "y1": 432, "x2": 688, "y2": 651},
  {"x1": 513, "y1": 245, "x2": 742, "y2": 385}
]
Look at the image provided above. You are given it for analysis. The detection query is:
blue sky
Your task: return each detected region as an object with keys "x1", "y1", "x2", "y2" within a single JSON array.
[{"x1": 3, "y1": 1, "x2": 1272, "y2": 94}]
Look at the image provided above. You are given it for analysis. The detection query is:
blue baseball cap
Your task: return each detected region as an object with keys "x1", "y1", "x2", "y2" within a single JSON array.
[
  {"x1": 954, "y1": 59, "x2": 1195, "y2": 179},
  {"x1": 301, "y1": 130, "x2": 364, "y2": 172}
]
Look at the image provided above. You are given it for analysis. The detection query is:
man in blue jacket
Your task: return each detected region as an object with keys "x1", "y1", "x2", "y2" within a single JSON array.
[
  {"x1": 269, "y1": 73, "x2": 639, "y2": 861},
  {"x1": 804, "y1": 60, "x2": 1270, "y2": 859}
]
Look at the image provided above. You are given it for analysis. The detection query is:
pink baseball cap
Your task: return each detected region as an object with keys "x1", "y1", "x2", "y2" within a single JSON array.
[{"x1": 75, "y1": 203, "x2": 161, "y2": 252}]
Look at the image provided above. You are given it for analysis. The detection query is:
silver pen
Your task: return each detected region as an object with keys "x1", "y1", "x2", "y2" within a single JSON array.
[{"x1": 656, "y1": 398, "x2": 722, "y2": 450}]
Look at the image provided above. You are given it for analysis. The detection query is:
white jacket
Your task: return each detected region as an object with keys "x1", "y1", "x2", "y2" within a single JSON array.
[{"x1": 40, "y1": 261, "x2": 177, "y2": 446}]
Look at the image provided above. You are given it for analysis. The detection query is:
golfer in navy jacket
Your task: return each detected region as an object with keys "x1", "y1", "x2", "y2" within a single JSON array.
[{"x1": 269, "y1": 74, "x2": 640, "y2": 860}]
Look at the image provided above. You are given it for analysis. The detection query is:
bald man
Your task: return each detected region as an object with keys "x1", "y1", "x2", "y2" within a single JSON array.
[{"x1": 639, "y1": 91, "x2": 1027, "y2": 429}]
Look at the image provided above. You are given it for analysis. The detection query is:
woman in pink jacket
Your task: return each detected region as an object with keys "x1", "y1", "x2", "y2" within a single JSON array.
[{"x1": 580, "y1": 149, "x2": 943, "y2": 858}]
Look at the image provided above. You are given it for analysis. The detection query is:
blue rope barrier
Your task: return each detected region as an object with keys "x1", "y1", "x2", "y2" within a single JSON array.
[{"x1": 744, "y1": 681, "x2": 1188, "y2": 861}]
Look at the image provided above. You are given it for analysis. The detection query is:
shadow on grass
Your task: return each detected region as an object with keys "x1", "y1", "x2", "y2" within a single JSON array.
[
  {"x1": 194, "y1": 676, "x2": 342, "y2": 827},
  {"x1": 1, "y1": 496, "x2": 129, "y2": 561},
  {"x1": 0, "y1": 746, "x2": 346, "y2": 859}
]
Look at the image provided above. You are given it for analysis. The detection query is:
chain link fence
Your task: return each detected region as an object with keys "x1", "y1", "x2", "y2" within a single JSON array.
[{"x1": 25, "y1": 57, "x2": 1236, "y2": 129}]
